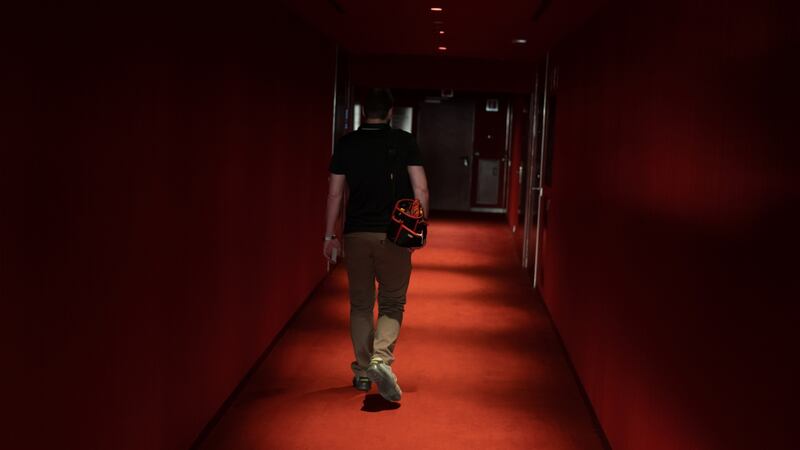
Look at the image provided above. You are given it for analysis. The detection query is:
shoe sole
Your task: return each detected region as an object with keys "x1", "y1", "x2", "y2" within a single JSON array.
[
  {"x1": 366, "y1": 364, "x2": 402, "y2": 402},
  {"x1": 353, "y1": 377, "x2": 372, "y2": 392}
]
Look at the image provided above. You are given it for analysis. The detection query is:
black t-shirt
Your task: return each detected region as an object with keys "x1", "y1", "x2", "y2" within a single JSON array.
[{"x1": 329, "y1": 123, "x2": 424, "y2": 234}]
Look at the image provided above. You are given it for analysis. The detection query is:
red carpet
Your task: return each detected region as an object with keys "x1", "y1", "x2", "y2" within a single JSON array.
[{"x1": 197, "y1": 215, "x2": 607, "y2": 450}]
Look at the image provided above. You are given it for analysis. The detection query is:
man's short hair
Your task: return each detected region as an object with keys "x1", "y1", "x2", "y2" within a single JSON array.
[{"x1": 363, "y1": 88, "x2": 394, "y2": 119}]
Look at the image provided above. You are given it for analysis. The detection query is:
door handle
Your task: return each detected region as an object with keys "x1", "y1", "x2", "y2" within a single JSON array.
[{"x1": 461, "y1": 156, "x2": 470, "y2": 167}]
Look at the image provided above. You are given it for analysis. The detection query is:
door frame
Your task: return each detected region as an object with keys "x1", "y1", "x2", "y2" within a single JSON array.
[
  {"x1": 469, "y1": 95, "x2": 511, "y2": 213},
  {"x1": 521, "y1": 72, "x2": 541, "y2": 270},
  {"x1": 531, "y1": 54, "x2": 552, "y2": 289}
]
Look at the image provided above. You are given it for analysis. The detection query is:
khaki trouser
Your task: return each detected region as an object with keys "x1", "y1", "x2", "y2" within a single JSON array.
[{"x1": 344, "y1": 232, "x2": 412, "y2": 377}]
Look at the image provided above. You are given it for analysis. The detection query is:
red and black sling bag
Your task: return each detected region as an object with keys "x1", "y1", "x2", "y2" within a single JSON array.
[
  {"x1": 388, "y1": 198, "x2": 427, "y2": 248},
  {"x1": 385, "y1": 129, "x2": 427, "y2": 248}
]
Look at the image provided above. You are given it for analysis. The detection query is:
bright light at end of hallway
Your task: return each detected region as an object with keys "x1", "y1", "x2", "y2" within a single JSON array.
[
  {"x1": 430, "y1": 7, "x2": 443, "y2": 12},
  {"x1": 437, "y1": 46, "x2": 447, "y2": 51}
]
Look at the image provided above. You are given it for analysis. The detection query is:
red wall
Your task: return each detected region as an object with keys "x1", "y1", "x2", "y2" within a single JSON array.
[
  {"x1": 543, "y1": 1, "x2": 799, "y2": 449},
  {"x1": 2, "y1": 3, "x2": 335, "y2": 449}
]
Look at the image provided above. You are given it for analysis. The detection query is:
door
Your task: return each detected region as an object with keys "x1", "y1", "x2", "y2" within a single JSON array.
[
  {"x1": 471, "y1": 96, "x2": 509, "y2": 211},
  {"x1": 530, "y1": 55, "x2": 557, "y2": 289},
  {"x1": 416, "y1": 97, "x2": 475, "y2": 212},
  {"x1": 522, "y1": 75, "x2": 541, "y2": 272}
]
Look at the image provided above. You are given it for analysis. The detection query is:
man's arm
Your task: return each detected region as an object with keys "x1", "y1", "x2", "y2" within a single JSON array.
[
  {"x1": 407, "y1": 166, "x2": 430, "y2": 218},
  {"x1": 323, "y1": 174, "x2": 346, "y2": 260}
]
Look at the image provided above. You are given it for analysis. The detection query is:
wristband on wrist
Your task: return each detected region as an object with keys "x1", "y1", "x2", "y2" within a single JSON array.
[{"x1": 324, "y1": 234, "x2": 337, "y2": 241}]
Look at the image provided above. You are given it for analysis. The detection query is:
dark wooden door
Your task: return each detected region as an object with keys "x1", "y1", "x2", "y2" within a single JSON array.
[{"x1": 416, "y1": 97, "x2": 475, "y2": 212}]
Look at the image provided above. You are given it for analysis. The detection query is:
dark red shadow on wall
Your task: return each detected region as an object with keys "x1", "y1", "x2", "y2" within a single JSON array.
[
  {"x1": 3, "y1": 2, "x2": 336, "y2": 449},
  {"x1": 541, "y1": 1, "x2": 800, "y2": 450}
]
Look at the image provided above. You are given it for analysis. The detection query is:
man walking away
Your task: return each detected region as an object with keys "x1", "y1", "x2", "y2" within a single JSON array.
[{"x1": 323, "y1": 88, "x2": 430, "y2": 402}]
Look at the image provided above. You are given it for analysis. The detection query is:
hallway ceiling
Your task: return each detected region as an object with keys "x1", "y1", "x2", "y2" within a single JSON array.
[{"x1": 280, "y1": 0, "x2": 607, "y2": 61}]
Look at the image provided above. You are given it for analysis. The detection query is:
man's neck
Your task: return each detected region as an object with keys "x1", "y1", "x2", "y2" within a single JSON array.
[{"x1": 364, "y1": 118, "x2": 389, "y2": 124}]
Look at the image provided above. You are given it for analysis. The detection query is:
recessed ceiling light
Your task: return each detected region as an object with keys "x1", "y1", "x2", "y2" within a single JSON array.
[
  {"x1": 512, "y1": 38, "x2": 528, "y2": 44},
  {"x1": 431, "y1": 7, "x2": 443, "y2": 12},
  {"x1": 437, "y1": 46, "x2": 447, "y2": 51}
]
